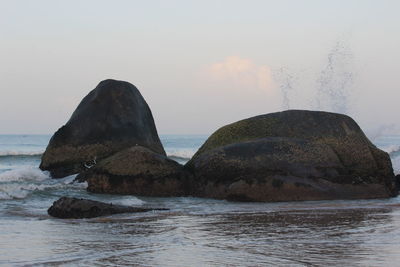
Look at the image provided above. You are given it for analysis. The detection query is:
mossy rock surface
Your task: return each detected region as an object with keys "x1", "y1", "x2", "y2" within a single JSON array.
[
  {"x1": 187, "y1": 110, "x2": 393, "y2": 178},
  {"x1": 191, "y1": 137, "x2": 344, "y2": 183},
  {"x1": 88, "y1": 146, "x2": 183, "y2": 177},
  {"x1": 40, "y1": 79, "x2": 165, "y2": 178},
  {"x1": 192, "y1": 110, "x2": 368, "y2": 156},
  {"x1": 185, "y1": 110, "x2": 398, "y2": 201},
  {"x1": 79, "y1": 146, "x2": 194, "y2": 197}
]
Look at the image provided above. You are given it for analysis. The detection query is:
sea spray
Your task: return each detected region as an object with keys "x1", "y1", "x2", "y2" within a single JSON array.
[
  {"x1": 273, "y1": 67, "x2": 297, "y2": 110},
  {"x1": 110, "y1": 197, "x2": 145, "y2": 206},
  {"x1": 273, "y1": 39, "x2": 355, "y2": 114},
  {"x1": 315, "y1": 40, "x2": 355, "y2": 114},
  {"x1": 367, "y1": 124, "x2": 397, "y2": 141},
  {"x1": 0, "y1": 151, "x2": 44, "y2": 156},
  {"x1": 0, "y1": 166, "x2": 49, "y2": 182},
  {"x1": 0, "y1": 167, "x2": 82, "y2": 200},
  {"x1": 166, "y1": 148, "x2": 196, "y2": 160},
  {"x1": 0, "y1": 167, "x2": 50, "y2": 199}
]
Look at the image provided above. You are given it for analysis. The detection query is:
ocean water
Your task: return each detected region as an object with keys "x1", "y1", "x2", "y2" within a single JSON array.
[{"x1": 1, "y1": 134, "x2": 400, "y2": 266}]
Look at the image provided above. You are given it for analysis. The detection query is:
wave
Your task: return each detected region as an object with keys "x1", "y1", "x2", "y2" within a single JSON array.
[
  {"x1": 0, "y1": 167, "x2": 49, "y2": 182},
  {"x1": 0, "y1": 151, "x2": 43, "y2": 157},
  {"x1": 0, "y1": 167, "x2": 50, "y2": 200},
  {"x1": 377, "y1": 145, "x2": 400, "y2": 175},
  {"x1": 110, "y1": 197, "x2": 144, "y2": 206},
  {"x1": 391, "y1": 157, "x2": 400, "y2": 175},
  {"x1": 166, "y1": 149, "x2": 196, "y2": 160},
  {"x1": 380, "y1": 144, "x2": 400, "y2": 155},
  {"x1": 0, "y1": 168, "x2": 83, "y2": 200},
  {"x1": 0, "y1": 183, "x2": 51, "y2": 200}
]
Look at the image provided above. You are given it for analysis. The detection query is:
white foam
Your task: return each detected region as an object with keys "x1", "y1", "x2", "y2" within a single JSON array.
[
  {"x1": 0, "y1": 150, "x2": 44, "y2": 156},
  {"x1": 111, "y1": 197, "x2": 144, "y2": 206},
  {"x1": 0, "y1": 184, "x2": 31, "y2": 199},
  {"x1": 0, "y1": 167, "x2": 50, "y2": 182},
  {"x1": 391, "y1": 157, "x2": 400, "y2": 175},
  {"x1": 0, "y1": 168, "x2": 88, "y2": 200},
  {"x1": 166, "y1": 148, "x2": 196, "y2": 159},
  {"x1": 380, "y1": 144, "x2": 400, "y2": 155},
  {"x1": 0, "y1": 183, "x2": 55, "y2": 200}
]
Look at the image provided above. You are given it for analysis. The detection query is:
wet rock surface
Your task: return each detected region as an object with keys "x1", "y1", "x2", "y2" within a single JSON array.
[
  {"x1": 78, "y1": 146, "x2": 194, "y2": 197},
  {"x1": 48, "y1": 197, "x2": 168, "y2": 219},
  {"x1": 40, "y1": 79, "x2": 165, "y2": 178},
  {"x1": 186, "y1": 110, "x2": 398, "y2": 201}
]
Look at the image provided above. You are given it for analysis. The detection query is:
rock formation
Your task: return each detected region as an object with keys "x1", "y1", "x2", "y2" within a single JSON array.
[
  {"x1": 42, "y1": 85, "x2": 398, "y2": 203},
  {"x1": 186, "y1": 110, "x2": 398, "y2": 201},
  {"x1": 40, "y1": 79, "x2": 165, "y2": 178},
  {"x1": 78, "y1": 146, "x2": 193, "y2": 197}
]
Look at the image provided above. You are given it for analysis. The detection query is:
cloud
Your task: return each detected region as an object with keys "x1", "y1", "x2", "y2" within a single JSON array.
[{"x1": 207, "y1": 56, "x2": 273, "y2": 91}]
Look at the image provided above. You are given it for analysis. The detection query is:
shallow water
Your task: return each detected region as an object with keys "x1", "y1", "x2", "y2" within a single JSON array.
[
  {"x1": 1, "y1": 135, "x2": 400, "y2": 266},
  {"x1": 2, "y1": 196, "x2": 400, "y2": 266}
]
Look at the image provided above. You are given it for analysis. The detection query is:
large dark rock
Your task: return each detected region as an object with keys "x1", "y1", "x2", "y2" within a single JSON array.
[
  {"x1": 78, "y1": 146, "x2": 194, "y2": 197},
  {"x1": 48, "y1": 197, "x2": 168, "y2": 219},
  {"x1": 186, "y1": 110, "x2": 398, "y2": 201},
  {"x1": 40, "y1": 79, "x2": 165, "y2": 178}
]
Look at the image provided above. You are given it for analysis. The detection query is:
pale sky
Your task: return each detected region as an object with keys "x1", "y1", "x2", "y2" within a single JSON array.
[{"x1": 0, "y1": 0, "x2": 399, "y2": 136}]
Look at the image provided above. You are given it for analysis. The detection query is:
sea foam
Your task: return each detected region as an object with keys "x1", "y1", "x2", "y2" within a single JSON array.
[
  {"x1": 377, "y1": 145, "x2": 400, "y2": 174},
  {"x1": 110, "y1": 197, "x2": 145, "y2": 206},
  {"x1": 0, "y1": 167, "x2": 49, "y2": 182},
  {"x1": 390, "y1": 157, "x2": 400, "y2": 175},
  {"x1": 0, "y1": 150, "x2": 44, "y2": 157},
  {"x1": 381, "y1": 144, "x2": 400, "y2": 155},
  {"x1": 166, "y1": 148, "x2": 196, "y2": 160},
  {"x1": 0, "y1": 167, "x2": 83, "y2": 200}
]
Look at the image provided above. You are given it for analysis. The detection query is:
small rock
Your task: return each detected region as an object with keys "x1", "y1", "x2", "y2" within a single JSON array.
[{"x1": 48, "y1": 197, "x2": 168, "y2": 219}]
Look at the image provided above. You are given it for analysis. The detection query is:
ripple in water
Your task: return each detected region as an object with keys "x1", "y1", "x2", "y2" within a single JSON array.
[{"x1": 2, "y1": 199, "x2": 400, "y2": 266}]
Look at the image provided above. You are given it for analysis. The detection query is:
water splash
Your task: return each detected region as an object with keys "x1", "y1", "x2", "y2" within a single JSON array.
[
  {"x1": 0, "y1": 168, "x2": 81, "y2": 200},
  {"x1": 273, "y1": 39, "x2": 355, "y2": 114},
  {"x1": 274, "y1": 67, "x2": 297, "y2": 110},
  {"x1": 315, "y1": 41, "x2": 354, "y2": 114},
  {"x1": 367, "y1": 124, "x2": 397, "y2": 141}
]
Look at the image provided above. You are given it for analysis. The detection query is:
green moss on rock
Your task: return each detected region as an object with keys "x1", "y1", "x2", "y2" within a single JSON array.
[
  {"x1": 187, "y1": 110, "x2": 393, "y2": 178},
  {"x1": 185, "y1": 110, "x2": 398, "y2": 200}
]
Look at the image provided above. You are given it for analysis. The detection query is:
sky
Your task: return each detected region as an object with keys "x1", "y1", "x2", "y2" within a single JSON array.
[{"x1": 0, "y1": 0, "x2": 399, "y2": 136}]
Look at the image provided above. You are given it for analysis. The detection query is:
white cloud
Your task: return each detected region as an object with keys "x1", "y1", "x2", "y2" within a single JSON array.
[{"x1": 207, "y1": 56, "x2": 273, "y2": 91}]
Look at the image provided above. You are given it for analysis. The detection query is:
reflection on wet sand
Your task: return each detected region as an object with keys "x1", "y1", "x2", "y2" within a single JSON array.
[
  {"x1": 193, "y1": 208, "x2": 395, "y2": 266},
  {"x1": 2, "y1": 200, "x2": 400, "y2": 266}
]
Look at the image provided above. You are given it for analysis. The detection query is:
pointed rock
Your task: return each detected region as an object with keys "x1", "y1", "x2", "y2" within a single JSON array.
[{"x1": 40, "y1": 79, "x2": 165, "y2": 178}]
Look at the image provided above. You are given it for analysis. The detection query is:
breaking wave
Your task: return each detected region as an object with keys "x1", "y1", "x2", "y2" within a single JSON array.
[
  {"x1": 0, "y1": 167, "x2": 49, "y2": 183},
  {"x1": 0, "y1": 151, "x2": 43, "y2": 157},
  {"x1": 110, "y1": 197, "x2": 145, "y2": 206},
  {"x1": 381, "y1": 145, "x2": 400, "y2": 156},
  {"x1": 166, "y1": 149, "x2": 196, "y2": 160},
  {"x1": 378, "y1": 145, "x2": 400, "y2": 175},
  {"x1": 0, "y1": 167, "x2": 82, "y2": 200}
]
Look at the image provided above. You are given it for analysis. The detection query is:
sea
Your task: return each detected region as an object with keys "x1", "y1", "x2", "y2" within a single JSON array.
[{"x1": 1, "y1": 134, "x2": 400, "y2": 266}]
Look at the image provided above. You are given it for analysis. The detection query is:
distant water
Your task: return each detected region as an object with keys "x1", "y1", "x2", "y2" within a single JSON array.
[{"x1": 1, "y1": 134, "x2": 400, "y2": 266}]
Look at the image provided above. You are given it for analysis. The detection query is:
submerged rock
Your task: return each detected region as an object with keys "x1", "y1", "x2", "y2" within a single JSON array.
[
  {"x1": 40, "y1": 79, "x2": 165, "y2": 178},
  {"x1": 48, "y1": 197, "x2": 168, "y2": 219},
  {"x1": 78, "y1": 146, "x2": 194, "y2": 197},
  {"x1": 186, "y1": 110, "x2": 398, "y2": 201}
]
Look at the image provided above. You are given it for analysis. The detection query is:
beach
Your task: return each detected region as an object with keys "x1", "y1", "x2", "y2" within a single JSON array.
[{"x1": 1, "y1": 134, "x2": 400, "y2": 266}]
